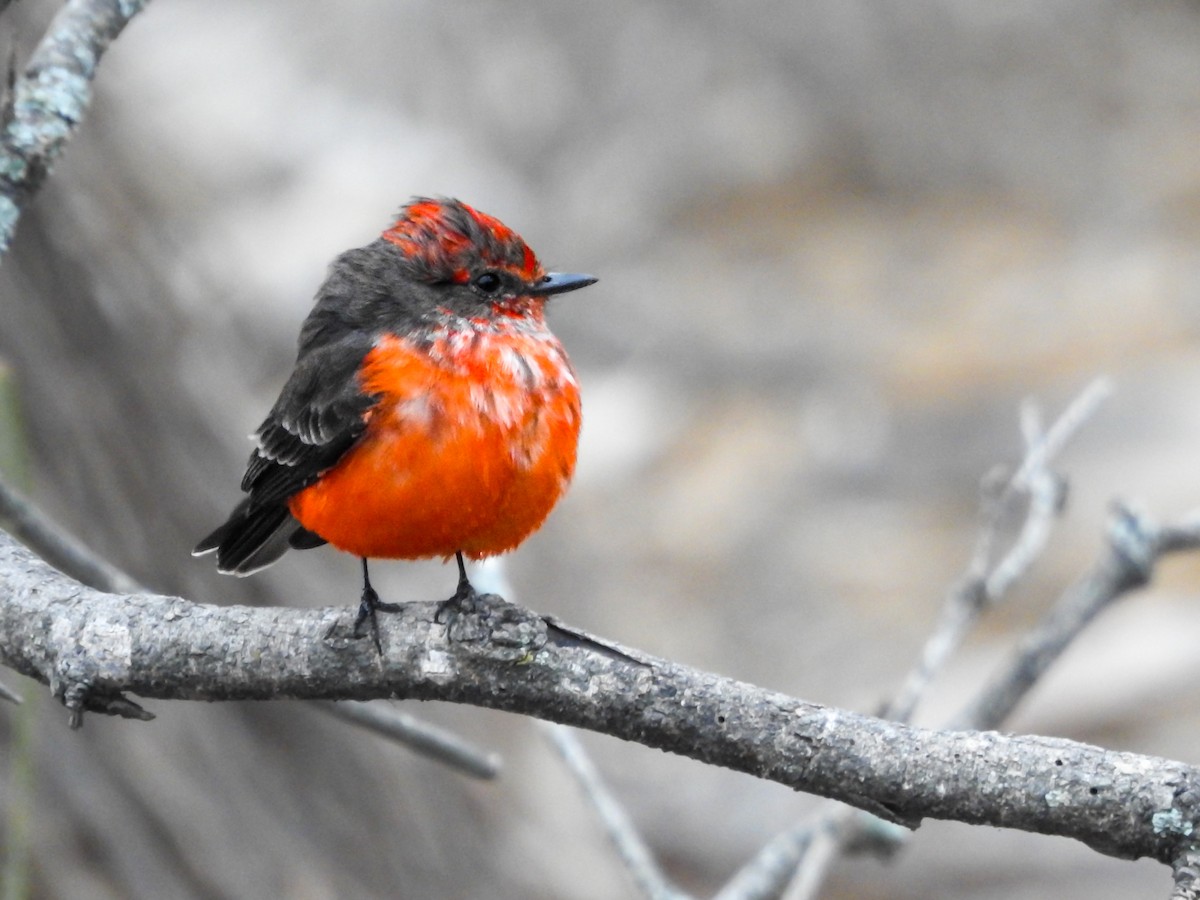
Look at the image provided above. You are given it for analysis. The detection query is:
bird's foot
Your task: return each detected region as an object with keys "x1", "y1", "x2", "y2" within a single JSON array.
[
  {"x1": 434, "y1": 582, "x2": 541, "y2": 653},
  {"x1": 352, "y1": 583, "x2": 402, "y2": 655},
  {"x1": 434, "y1": 577, "x2": 480, "y2": 627}
]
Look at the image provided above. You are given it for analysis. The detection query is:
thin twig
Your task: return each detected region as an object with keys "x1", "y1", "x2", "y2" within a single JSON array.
[
  {"x1": 542, "y1": 723, "x2": 690, "y2": 900},
  {"x1": 779, "y1": 826, "x2": 840, "y2": 900},
  {"x1": 1010, "y1": 378, "x2": 1112, "y2": 490},
  {"x1": 0, "y1": 0, "x2": 152, "y2": 254},
  {"x1": 316, "y1": 701, "x2": 501, "y2": 780},
  {"x1": 712, "y1": 822, "x2": 815, "y2": 900},
  {"x1": 494, "y1": 557, "x2": 676, "y2": 895},
  {"x1": 888, "y1": 377, "x2": 1109, "y2": 724},
  {"x1": 717, "y1": 812, "x2": 910, "y2": 900},
  {"x1": 0, "y1": 476, "x2": 140, "y2": 593},
  {"x1": 954, "y1": 503, "x2": 1200, "y2": 731},
  {"x1": 744, "y1": 381, "x2": 1110, "y2": 900}
]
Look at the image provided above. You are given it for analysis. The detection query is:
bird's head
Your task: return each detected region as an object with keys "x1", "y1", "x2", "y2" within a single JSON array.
[{"x1": 381, "y1": 197, "x2": 595, "y2": 321}]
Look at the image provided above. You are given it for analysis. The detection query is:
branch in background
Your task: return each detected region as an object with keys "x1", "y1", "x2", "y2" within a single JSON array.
[
  {"x1": 0, "y1": 0, "x2": 151, "y2": 254},
  {"x1": 712, "y1": 822, "x2": 818, "y2": 900},
  {"x1": 954, "y1": 504, "x2": 1200, "y2": 731},
  {"x1": 781, "y1": 502, "x2": 1200, "y2": 900},
  {"x1": 543, "y1": 723, "x2": 687, "y2": 900},
  {"x1": 891, "y1": 377, "x2": 1110, "y2": 725},
  {"x1": 3, "y1": 531, "x2": 1200, "y2": 869},
  {"x1": 0, "y1": 475, "x2": 140, "y2": 594},
  {"x1": 316, "y1": 701, "x2": 500, "y2": 781},
  {"x1": 733, "y1": 380, "x2": 1110, "y2": 898}
]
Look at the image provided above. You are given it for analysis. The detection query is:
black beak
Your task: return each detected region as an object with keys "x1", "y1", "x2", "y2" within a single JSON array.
[{"x1": 530, "y1": 272, "x2": 598, "y2": 296}]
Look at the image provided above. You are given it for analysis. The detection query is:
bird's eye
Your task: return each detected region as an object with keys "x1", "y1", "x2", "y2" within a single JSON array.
[{"x1": 472, "y1": 271, "x2": 503, "y2": 295}]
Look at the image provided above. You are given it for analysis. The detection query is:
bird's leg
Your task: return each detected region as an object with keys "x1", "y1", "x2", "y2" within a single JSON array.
[
  {"x1": 435, "y1": 551, "x2": 479, "y2": 624},
  {"x1": 352, "y1": 558, "x2": 402, "y2": 654},
  {"x1": 453, "y1": 550, "x2": 474, "y2": 602}
]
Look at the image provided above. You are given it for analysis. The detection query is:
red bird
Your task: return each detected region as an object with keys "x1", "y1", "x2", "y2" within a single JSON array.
[{"x1": 195, "y1": 198, "x2": 595, "y2": 648}]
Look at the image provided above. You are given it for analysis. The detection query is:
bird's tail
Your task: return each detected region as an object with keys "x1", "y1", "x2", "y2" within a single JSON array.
[{"x1": 193, "y1": 499, "x2": 325, "y2": 576}]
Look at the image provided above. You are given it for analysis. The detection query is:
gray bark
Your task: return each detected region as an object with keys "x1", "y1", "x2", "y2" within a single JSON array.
[
  {"x1": 3, "y1": 529, "x2": 1198, "y2": 871},
  {"x1": 0, "y1": 0, "x2": 150, "y2": 251}
]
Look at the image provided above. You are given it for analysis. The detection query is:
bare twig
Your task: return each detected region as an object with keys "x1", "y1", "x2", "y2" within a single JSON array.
[
  {"x1": 543, "y1": 723, "x2": 689, "y2": 900},
  {"x1": 316, "y1": 701, "x2": 501, "y2": 780},
  {"x1": 714, "y1": 813, "x2": 908, "y2": 900},
  {"x1": 713, "y1": 821, "x2": 815, "y2": 900},
  {"x1": 0, "y1": 0, "x2": 152, "y2": 254},
  {"x1": 779, "y1": 826, "x2": 840, "y2": 900},
  {"x1": 889, "y1": 377, "x2": 1110, "y2": 724},
  {"x1": 1010, "y1": 379, "x2": 1112, "y2": 489},
  {"x1": 0, "y1": 475, "x2": 139, "y2": 593},
  {"x1": 954, "y1": 503, "x2": 1200, "y2": 731},
  {"x1": 744, "y1": 381, "x2": 1110, "y2": 899}
]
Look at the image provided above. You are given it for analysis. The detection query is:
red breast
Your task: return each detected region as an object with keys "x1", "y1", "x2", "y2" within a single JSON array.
[{"x1": 287, "y1": 318, "x2": 581, "y2": 560}]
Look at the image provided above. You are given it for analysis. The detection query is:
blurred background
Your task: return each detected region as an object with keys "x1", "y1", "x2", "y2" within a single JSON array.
[{"x1": 3, "y1": 0, "x2": 1200, "y2": 896}]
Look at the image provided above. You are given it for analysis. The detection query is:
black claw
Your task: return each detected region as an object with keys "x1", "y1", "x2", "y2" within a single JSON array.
[
  {"x1": 435, "y1": 551, "x2": 479, "y2": 625},
  {"x1": 351, "y1": 559, "x2": 402, "y2": 655},
  {"x1": 434, "y1": 581, "x2": 479, "y2": 625}
]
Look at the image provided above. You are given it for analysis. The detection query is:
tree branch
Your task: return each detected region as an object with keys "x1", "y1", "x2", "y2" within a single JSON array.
[
  {"x1": 1174, "y1": 848, "x2": 1200, "y2": 900},
  {"x1": 0, "y1": 0, "x2": 151, "y2": 254},
  {"x1": 3, "y1": 530, "x2": 1200, "y2": 870},
  {"x1": 756, "y1": 380, "x2": 1109, "y2": 898},
  {"x1": 0, "y1": 475, "x2": 507, "y2": 771},
  {"x1": 315, "y1": 701, "x2": 501, "y2": 781},
  {"x1": 0, "y1": 475, "x2": 139, "y2": 593},
  {"x1": 779, "y1": 500, "x2": 1200, "y2": 900},
  {"x1": 954, "y1": 503, "x2": 1200, "y2": 731},
  {"x1": 543, "y1": 722, "x2": 687, "y2": 900},
  {"x1": 884, "y1": 380, "x2": 1107, "y2": 726}
]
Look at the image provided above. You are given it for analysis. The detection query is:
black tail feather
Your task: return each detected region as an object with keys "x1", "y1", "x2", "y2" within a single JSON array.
[
  {"x1": 288, "y1": 526, "x2": 328, "y2": 550},
  {"x1": 193, "y1": 499, "x2": 309, "y2": 576}
]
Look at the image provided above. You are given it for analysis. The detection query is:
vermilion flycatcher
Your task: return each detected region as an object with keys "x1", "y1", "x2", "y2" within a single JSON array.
[{"x1": 195, "y1": 197, "x2": 596, "y2": 648}]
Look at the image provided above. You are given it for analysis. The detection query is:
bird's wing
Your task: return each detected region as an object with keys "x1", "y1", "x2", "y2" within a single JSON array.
[
  {"x1": 193, "y1": 332, "x2": 378, "y2": 573},
  {"x1": 242, "y1": 332, "x2": 378, "y2": 508}
]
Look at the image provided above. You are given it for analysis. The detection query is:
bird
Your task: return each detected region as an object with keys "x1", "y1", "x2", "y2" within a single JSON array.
[{"x1": 194, "y1": 197, "x2": 596, "y2": 651}]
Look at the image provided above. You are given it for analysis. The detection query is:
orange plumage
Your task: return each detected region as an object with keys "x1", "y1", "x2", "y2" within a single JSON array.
[
  {"x1": 288, "y1": 325, "x2": 581, "y2": 560},
  {"x1": 195, "y1": 197, "x2": 596, "y2": 647}
]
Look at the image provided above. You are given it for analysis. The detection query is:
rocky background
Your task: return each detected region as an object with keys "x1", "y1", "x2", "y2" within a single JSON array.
[{"x1": 3, "y1": 1, "x2": 1200, "y2": 897}]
